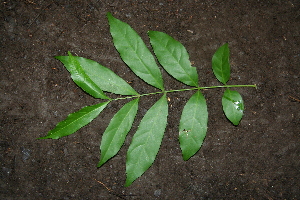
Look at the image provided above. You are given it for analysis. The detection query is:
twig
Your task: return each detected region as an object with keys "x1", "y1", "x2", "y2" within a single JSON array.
[
  {"x1": 94, "y1": 179, "x2": 130, "y2": 200},
  {"x1": 289, "y1": 95, "x2": 300, "y2": 102}
]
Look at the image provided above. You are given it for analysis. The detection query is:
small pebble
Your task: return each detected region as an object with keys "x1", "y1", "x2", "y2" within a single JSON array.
[{"x1": 154, "y1": 189, "x2": 161, "y2": 197}]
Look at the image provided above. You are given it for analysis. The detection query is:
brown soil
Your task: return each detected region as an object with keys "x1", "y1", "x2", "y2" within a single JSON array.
[{"x1": 1, "y1": 0, "x2": 299, "y2": 199}]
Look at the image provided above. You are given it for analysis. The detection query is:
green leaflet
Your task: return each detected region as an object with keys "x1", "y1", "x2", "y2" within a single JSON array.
[
  {"x1": 38, "y1": 102, "x2": 109, "y2": 139},
  {"x1": 212, "y1": 43, "x2": 230, "y2": 85},
  {"x1": 56, "y1": 53, "x2": 138, "y2": 96},
  {"x1": 54, "y1": 52, "x2": 109, "y2": 99},
  {"x1": 107, "y1": 12, "x2": 164, "y2": 91},
  {"x1": 98, "y1": 98, "x2": 139, "y2": 167},
  {"x1": 179, "y1": 91, "x2": 208, "y2": 161},
  {"x1": 148, "y1": 31, "x2": 199, "y2": 87},
  {"x1": 125, "y1": 94, "x2": 168, "y2": 186},
  {"x1": 222, "y1": 89, "x2": 244, "y2": 125}
]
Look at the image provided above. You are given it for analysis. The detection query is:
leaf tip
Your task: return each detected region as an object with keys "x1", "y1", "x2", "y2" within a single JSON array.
[
  {"x1": 183, "y1": 155, "x2": 191, "y2": 161},
  {"x1": 106, "y1": 12, "x2": 112, "y2": 18},
  {"x1": 37, "y1": 135, "x2": 57, "y2": 140},
  {"x1": 147, "y1": 30, "x2": 155, "y2": 36},
  {"x1": 106, "y1": 12, "x2": 115, "y2": 22},
  {"x1": 97, "y1": 161, "x2": 103, "y2": 168},
  {"x1": 124, "y1": 178, "x2": 133, "y2": 187},
  {"x1": 232, "y1": 122, "x2": 240, "y2": 126},
  {"x1": 231, "y1": 117, "x2": 242, "y2": 126}
]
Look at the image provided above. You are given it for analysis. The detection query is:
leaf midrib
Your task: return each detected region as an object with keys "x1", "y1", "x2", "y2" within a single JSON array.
[
  {"x1": 101, "y1": 100, "x2": 138, "y2": 160},
  {"x1": 158, "y1": 36, "x2": 197, "y2": 86},
  {"x1": 49, "y1": 103, "x2": 105, "y2": 137},
  {"x1": 129, "y1": 97, "x2": 165, "y2": 166},
  {"x1": 116, "y1": 24, "x2": 163, "y2": 90}
]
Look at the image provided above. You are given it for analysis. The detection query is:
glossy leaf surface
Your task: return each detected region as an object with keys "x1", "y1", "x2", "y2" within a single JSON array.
[
  {"x1": 149, "y1": 31, "x2": 198, "y2": 87},
  {"x1": 38, "y1": 102, "x2": 109, "y2": 139},
  {"x1": 212, "y1": 43, "x2": 230, "y2": 85},
  {"x1": 179, "y1": 91, "x2": 208, "y2": 160},
  {"x1": 56, "y1": 53, "x2": 138, "y2": 96},
  {"x1": 98, "y1": 98, "x2": 139, "y2": 167},
  {"x1": 55, "y1": 52, "x2": 109, "y2": 99},
  {"x1": 125, "y1": 94, "x2": 168, "y2": 186},
  {"x1": 107, "y1": 12, "x2": 164, "y2": 91},
  {"x1": 222, "y1": 89, "x2": 244, "y2": 125}
]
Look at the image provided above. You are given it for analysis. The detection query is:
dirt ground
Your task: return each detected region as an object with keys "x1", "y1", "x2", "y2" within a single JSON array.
[{"x1": 1, "y1": 0, "x2": 299, "y2": 199}]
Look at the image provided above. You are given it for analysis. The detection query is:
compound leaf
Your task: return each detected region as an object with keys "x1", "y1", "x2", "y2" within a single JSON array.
[
  {"x1": 212, "y1": 43, "x2": 230, "y2": 85},
  {"x1": 56, "y1": 53, "x2": 138, "y2": 96},
  {"x1": 38, "y1": 102, "x2": 109, "y2": 139},
  {"x1": 98, "y1": 98, "x2": 139, "y2": 167},
  {"x1": 148, "y1": 31, "x2": 198, "y2": 87},
  {"x1": 107, "y1": 12, "x2": 164, "y2": 91},
  {"x1": 179, "y1": 91, "x2": 208, "y2": 160},
  {"x1": 125, "y1": 94, "x2": 168, "y2": 186},
  {"x1": 222, "y1": 88, "x2": 244, "y2": 125}
]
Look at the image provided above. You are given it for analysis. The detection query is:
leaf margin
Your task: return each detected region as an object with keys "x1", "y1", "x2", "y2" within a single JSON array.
[
  {"x1": 56, "y1": 53, "x2": 138, "y2": 96},
  {"x1": 107, "y1": 12, "x2": 164, "y2": 91},
  {"x1": 148, "y1": 30, "x2": 199, "y2": 87},
  {"x1": 179, "y1": 90, "x2": 208, "y2": 161},
  {"x1": 55, "y1": 52, "x2": 110, "y2": 99},
  {"x1": 38, "y1": 101, "x2": 109, "y2": 139},
  {"x1": 98, "y1": 98, "x2": 139, "y2": 167},
  {"x1": 125, "y1": 94, "x2": 168, "y2": 187},
  {"x1": 222, "y1": 88, "x2": 244, "y2": 125},
  {"x1": 212, "y1": 43, "x2": 230, "y2": 85}
]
